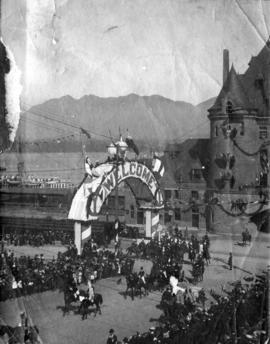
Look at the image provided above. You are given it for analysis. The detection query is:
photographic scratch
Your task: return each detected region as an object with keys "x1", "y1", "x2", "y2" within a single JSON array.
[
  {"x1": 104, "y1": 26, "x2": 119, "y2": 33},
  {"x1": 235, "y1": 0, "x2": 266, "y2": 43}
]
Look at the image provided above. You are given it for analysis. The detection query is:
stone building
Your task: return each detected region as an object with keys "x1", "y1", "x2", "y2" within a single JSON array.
[
  {"x1": 162, "y1": 40, "x2": 270, "y2": 233},
  {"x1": 160, "y1": 139, "x2": 208, "y2": 230},
  {"x1": 206, "y1": 42, "x2": 270, "y2": 233}
]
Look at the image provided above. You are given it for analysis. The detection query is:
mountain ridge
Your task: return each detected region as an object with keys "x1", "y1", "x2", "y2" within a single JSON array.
[{"x1": 18, "y1": 94, "x2": 216, "y2": 145}]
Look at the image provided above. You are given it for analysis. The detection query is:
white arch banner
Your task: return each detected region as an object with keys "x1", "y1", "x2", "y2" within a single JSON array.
[{"x1": 68, "y1": 161, "x2": 164, "y2": 221}]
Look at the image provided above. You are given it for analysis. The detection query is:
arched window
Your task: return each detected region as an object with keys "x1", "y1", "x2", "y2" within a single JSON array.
[
  {"x1": 215, "y1": 126, "x2": 219, "y2": 137},
  {"x1": 226, "y1": 101, "x2": 233, "y2": 114}
]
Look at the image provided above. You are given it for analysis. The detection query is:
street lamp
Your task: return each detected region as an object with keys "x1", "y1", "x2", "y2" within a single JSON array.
[
  {"x1": 107, "y1": 136, "x2": 128, "y2": 241},
  {"x1": 107, "y1": 142, "x2": 117, "y2": 156}
]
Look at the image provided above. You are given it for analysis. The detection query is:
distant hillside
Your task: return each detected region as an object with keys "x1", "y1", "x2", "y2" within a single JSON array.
[
  {"x1": 196, "y1": 97, "x2": 216, "y2": 115},
  {"x1": 17, "y1": 94, "x2": 215, "y2": 149}
]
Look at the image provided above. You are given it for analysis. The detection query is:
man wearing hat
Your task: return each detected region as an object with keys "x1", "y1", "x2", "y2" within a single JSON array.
[
  {"x1": 138, "y1": 266, "x2": 146, "y2": 285},
  {"x1": 107, "y1": 329, "x2": 117, "y2": 344}
]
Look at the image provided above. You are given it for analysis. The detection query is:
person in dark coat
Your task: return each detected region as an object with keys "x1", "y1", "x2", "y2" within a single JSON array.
[{"x1": 107, "y1": 328, "x2": 117, "y2": 344}]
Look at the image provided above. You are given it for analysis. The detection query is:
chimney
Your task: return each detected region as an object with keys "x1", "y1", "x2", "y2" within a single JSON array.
[{"x1": 223, "y1": 49, "x2": 229, "y2": 85}]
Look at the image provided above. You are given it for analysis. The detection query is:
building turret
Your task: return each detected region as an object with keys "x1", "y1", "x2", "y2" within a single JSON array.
[{"x1": 208, "y1": 64, "x2": 259, "y2": 192}]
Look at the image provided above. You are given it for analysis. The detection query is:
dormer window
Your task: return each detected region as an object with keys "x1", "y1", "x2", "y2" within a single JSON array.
[{"x1": 226, "y1": 101, "x2": 233, "y2": 115}]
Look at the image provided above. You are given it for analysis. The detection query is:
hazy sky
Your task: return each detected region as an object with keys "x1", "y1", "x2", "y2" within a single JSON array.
[{"x1": 1, "y1": 0, "x2": 270, "y2": 106}]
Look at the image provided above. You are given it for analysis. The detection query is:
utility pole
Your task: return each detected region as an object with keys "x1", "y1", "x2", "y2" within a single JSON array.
[{"x1": 115, "y1": 145, "x2": 119, "y2": 222}]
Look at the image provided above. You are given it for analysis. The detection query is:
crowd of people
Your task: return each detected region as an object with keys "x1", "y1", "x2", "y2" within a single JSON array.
[
  {"x1": 0, "y1": 239, "x2": 134, "y2": 302},
  {"x1": 3, "y1": 230, "x2": 73, "y2": 247},
  {"x1": 0, "y1": 226, "x2": 268, "y2": 344},
  {"x1": 115, "y1": 273, "x2": 268, "y2": 343},
  {"x1": 126, "y1": 230, "x2": 210, "y2": 285}
]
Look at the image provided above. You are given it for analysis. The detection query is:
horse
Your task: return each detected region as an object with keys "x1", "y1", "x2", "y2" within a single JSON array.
[
  {"x1": 126, "y1": 243, "x2": 139, "y2": 257},
  {"x1": 147, "y1": 270, "x2": 168, "y2": 291},
  {"x1": 125, "y1": 273, "x2": 148, "y2": 300},
  {"x1": 78, "y1": 293, "x2": 103, "y2": 320},
  {"x1": 63, "y1": 285, "x2": 77, "y2": 315}
]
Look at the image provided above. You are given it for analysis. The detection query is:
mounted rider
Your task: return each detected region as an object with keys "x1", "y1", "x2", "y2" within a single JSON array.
[
  {"x1": 87, "y1": 279, "x2": 95, "y2": 302},
  {"x1": 138, "y1": 266, "x2": 146, "y2": 285}
]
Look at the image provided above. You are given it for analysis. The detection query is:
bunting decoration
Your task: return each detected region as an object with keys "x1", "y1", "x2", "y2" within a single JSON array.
[
  {"x1": 152, "y1": 155, "x2": 165, "y2": 177},
  {"x1": 151, "y1": 213, "x2": 162, "y2": 239},
  {"x1": 151, "y1": 213, "x2": 159, "y2": 226},
  {"x1": 260, "y1": 151, "x2": 269, "y2": 173},
  {"x1": 81, "y1": 224, "x2": 92, "y2": 242}
]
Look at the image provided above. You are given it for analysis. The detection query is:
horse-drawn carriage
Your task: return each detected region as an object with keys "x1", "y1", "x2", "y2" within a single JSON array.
[{"x1": 160, "y1": 284, "x2": 203, "y2": 318}]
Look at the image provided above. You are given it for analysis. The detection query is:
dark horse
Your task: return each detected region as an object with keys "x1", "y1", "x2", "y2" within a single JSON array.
[
  {"x1": 125, "y1": 273, "x2": 148, "y2": 300},
  {"x1": 78, "y1": 293, "x2": 103, "y2": 320},
  {"x1": 63, "y1": 285, "x2": 103, "y2": 320},
  {"x1": 63, "y1": 285, "x2": 77, "y2": 316}
]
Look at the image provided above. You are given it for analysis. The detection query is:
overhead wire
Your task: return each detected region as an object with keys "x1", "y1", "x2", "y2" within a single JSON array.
[
  {"x1": 21, "y1": 100, "x2": 211, "y2": 148},
  {"x1": 21, "y1": 102, "x2": 114, "y2": 141}
]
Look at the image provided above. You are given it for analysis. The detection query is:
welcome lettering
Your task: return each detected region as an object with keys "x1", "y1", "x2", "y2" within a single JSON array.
[
  {"x1": 130, "y1": 162, "x2": 136, "y2": 175},
  {"x1": 142, "y1": 167, "x2": 150, "y2": 183}
]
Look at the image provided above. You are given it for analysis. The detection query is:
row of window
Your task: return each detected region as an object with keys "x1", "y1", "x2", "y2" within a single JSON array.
[
  {"x1": 164, "y1": 208, "x2": 200, "y2": 227},
  {"x1": 164, "y1": 189, "x2": 199, "y2": 201}
]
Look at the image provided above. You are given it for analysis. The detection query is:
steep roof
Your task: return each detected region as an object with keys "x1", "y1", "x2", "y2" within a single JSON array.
[
  {"x1": 210, "y1": 65, "x2": 251, "y2": 111},
  {"x1": 239, "y1": 41, "x2": 270, "y2": 116},
  {"x1": 160, "y1": 169, "x2": 178, "y2": 189}
]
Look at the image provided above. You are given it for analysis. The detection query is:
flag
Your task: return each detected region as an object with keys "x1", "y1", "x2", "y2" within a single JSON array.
[
  {"x1": 80, "y1": 127, "x2": 91, "y2": 139},
  {"x1": 151, "y1": 213, "x2": 161, "y2": 239},
  {"x1": 152, "y1": 156, "x2": 165, "y2": 177},
  {"x1": 81, "y1": 225, "x2": 91, "y2": 241},
  {"x1": 151, "y1": 213, "x2": 159, "y2": 226},
  {"x1": 126, "y1": 134, "x2": 139, "y2": 155}
]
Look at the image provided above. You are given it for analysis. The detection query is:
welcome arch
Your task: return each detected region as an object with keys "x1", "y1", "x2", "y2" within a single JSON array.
[{"x1": 68, "y1": 160, "x2": 164, "y2": 254}]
